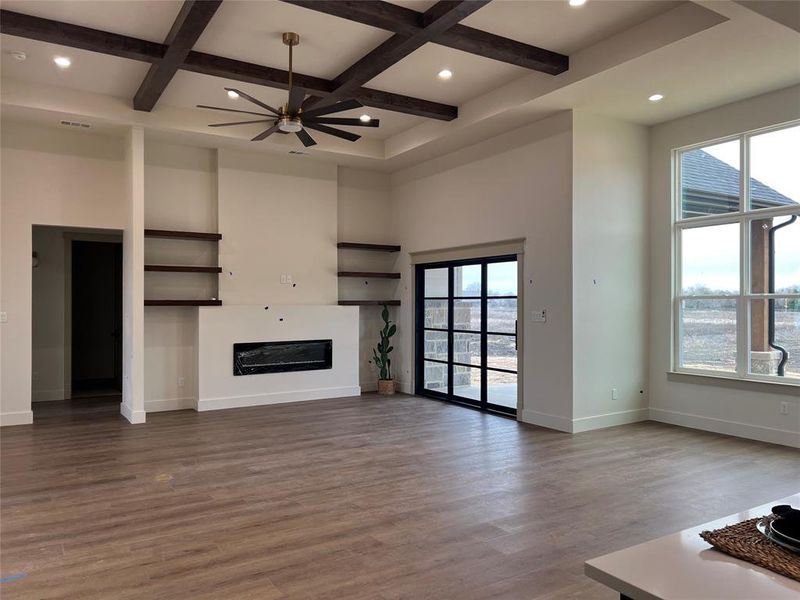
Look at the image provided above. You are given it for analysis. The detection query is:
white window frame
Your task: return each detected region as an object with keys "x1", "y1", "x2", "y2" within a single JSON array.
[{"x1": 671, "y1": 120, "x2": 800, "y2": 385}]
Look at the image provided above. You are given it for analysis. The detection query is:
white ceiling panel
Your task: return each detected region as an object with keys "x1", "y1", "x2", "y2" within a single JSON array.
[
  {"x1": 0, "y1": 35, "x2": 150, "y2": 98},
  {"x1": 366, "y1": 43, "x2": 527, "y2": 105},
  {"x1": 461, "y1": 0, "x2": 682, "y2": 55},
  {"x1": 193, "y1": 0, "x2": 393, "y2": 80},
  {"x1": 0, "y1": 1, "x2": 183, "y2": 43}
]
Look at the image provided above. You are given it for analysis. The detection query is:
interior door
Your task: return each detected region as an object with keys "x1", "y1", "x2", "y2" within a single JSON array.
[{"x1": 416, "y1": 255, "x2": 518, "y2": 415}]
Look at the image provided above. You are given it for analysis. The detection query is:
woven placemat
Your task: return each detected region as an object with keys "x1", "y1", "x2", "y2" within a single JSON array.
[{"x1": 700, "y1": 516, "x2": 800, "y2": 582}]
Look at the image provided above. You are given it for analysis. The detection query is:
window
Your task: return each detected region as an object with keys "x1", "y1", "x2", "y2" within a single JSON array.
[{"x1": 674, "y1": 122, "x2": 800, "y2": 382}]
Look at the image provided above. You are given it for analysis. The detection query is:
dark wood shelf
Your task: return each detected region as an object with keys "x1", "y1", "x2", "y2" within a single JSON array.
[
  {"x1": 145, "y1": 300, "x2": 222, "y2": 307},
  {"x1": 145, "y1": 229, "x2": 222, "y2": 241},
  {"x1": 338, "y1": 300, "x2": 401, "y2": 306},
  {"x1": 145, "y1": 265, "x2": 222, "y2": 273},
  {"x1": 337, "y1": 242, "x2": 400, "y2": 252},
  {"x1": 338, "y1": 271, "x2": 401, "y2": 279}
]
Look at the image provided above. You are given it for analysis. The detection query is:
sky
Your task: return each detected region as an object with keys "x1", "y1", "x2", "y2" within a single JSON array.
[{"x1": 684, "y1": 125, "x2": 800, "y2": 294}]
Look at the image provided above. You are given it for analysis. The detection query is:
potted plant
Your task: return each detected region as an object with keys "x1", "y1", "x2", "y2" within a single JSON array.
[{"x1": 372, "y1": 304, "x2": 397, "y2": 395}]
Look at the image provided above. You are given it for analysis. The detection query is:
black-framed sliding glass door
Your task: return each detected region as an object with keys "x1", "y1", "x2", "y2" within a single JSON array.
[{"x1": 415, "y1": 255, "x2": 518, "y2": 415}]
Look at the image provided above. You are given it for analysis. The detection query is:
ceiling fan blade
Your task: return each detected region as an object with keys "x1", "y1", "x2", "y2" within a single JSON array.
[
  {"x1": 287, "y1": 85, "x2": 305, "y2": 114},
  {"x1": 301, "y1": 95, "x2": 324, "y2": 110},
  {"x1": 208, "y1": 119, "x2": 275, "y2": 127},
  {"x1": 304, "y1": 117, "x2": 380, "y2": 128},
  {"x1": 304, "y1": 122, "x2": 361, "y2": 142},
  {"x1": 251, "y1": 124, "x2": 281, "y2": 141},
  {"x1": 302, "y1": 99, "x2": 363, "y2": 118},
  {"x1": 197, "y1": 104, "x2": 273, "y2": 117},
  {"x1": 225, "y1": 88, "x2": 281, "y2": 115},
  {"x1": 296, "y1": 128, "x2": 317, "y2": 147}
]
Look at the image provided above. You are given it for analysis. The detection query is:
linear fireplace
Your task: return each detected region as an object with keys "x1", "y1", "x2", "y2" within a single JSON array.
[{"x1": 233, "y1": 339, "x2": 333, "y2": 376}]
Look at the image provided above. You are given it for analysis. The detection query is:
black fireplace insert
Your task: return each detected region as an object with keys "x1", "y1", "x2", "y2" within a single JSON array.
[{"x1": 233, "y1": 339, "x2": 333, "y2": 376}]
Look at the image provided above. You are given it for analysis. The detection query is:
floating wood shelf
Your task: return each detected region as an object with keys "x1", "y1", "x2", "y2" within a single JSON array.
[
  {"x1": 338, "y1": 271, "x2": 401, "y2": 279},
  {"x1": 145, "y1": 265, "x2": 222, "y2": 273},
  {"x1": 337, "y1": 242, "x2": 400, "y2": 252},
  {"x1": 145, "y1": 300, "x2": 222, "y2": 307},
  {"x1": 338, "y1": 300, "x2": 401, "y2": 306},
  {"x1": 145, "y1": 229, "x2": 222, "y2": 241}
]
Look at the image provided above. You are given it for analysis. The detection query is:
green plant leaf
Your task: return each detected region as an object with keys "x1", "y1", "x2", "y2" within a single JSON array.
[{"x1": 387, "y1": 324, "x2": 396, "y2": 338}]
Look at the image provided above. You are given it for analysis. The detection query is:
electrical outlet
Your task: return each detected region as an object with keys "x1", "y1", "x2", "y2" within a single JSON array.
[
  {"x1": 779, "y1": 401, "x2": 789, "y2": 415},
  {"x1": 177, "y1": 376, "x2": 185, "y2": 388},
  {"x1": 280, "y1": 274, "x2": 287, "y2": 284},
  {"x1": 611, "y1": 388, "x2": 619, "y2": 401}
]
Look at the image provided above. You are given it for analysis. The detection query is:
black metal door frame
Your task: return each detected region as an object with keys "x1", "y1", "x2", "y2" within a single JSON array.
[{"x1": 415, "y1": 254, "x2": 518, "y2": 416}]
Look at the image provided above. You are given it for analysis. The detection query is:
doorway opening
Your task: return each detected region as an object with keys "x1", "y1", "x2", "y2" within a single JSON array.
[
  {"x1": 31, "y1": 226, "x2": 123, "y2": 419},
  {"x1": 415, "y1": 255, "x2": 519, "y2": 416},
  {"x1": 70, "y1": 240, "x2": 123, "y2": 396}
]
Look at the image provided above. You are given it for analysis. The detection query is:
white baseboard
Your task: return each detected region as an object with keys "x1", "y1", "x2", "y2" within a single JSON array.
[
  {"x1": 519, "y1": 409, "x2": 573, "y2": 433},
  {"x1": 572, "y1": 408, "x2": 649, "y2": 433},
  {"x1": 146, "y1": 397, "x2": 195, "y2": 413},
  {"x1": 32, "y1": 388, "x2": 65, "y2": 402},
  {"x1": 650, "y1": 408, "x2": 800, "y2": 448},
  {"x1": 0, "y1": 411, "x2": 34, "y2": 426},
  {"x1": 120, "y1": 403, "x2": 146, "y2": 424},
  {"x1": 197, "y1": 385, "x2": 361, "y2": 412}
]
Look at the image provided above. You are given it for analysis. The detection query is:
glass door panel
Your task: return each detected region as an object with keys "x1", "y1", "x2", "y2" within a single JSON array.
[{"x1": 416, "y1": 255, "x2": 518, "y2": 415}]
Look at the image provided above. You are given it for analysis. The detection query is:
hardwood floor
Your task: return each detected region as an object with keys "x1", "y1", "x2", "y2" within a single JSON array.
[{"x1": 2, "y1": 394, "x2": 798, "y2": 599}]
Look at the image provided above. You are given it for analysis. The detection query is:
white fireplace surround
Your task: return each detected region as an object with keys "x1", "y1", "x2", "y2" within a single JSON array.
[{"x1": 197, "y1": 305, "x2": 360, "y2": 411}]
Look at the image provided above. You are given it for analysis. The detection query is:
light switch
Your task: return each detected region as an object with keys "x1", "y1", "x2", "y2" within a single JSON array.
[
  {"x1": 531, "y1": 309, "x2": 546, "y2": 323},
  {"x1": 280, "y1": 274, "x2": 287, "y2": 284},
  {"x1": 0, "y1": 311, "x2": 7, "y2": 323}
]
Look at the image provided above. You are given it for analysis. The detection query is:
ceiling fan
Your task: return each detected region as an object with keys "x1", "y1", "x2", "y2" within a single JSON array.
[{"x1": 197, "y1": 32, "x2": 379, "y2": 147}]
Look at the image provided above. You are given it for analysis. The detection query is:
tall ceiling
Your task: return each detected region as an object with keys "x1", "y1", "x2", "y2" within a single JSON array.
[{"x1": 1, "y1": 0, "x2": 799, "y2": 170}]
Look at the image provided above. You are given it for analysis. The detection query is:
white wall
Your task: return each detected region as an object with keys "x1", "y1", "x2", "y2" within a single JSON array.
[
  {"x1": 121, "y1": 127, "x2": 146, "y2": 424},
  {"x1": 390, "y1": 112, "x2": 574, "y2": 427},
  {"x1": 217, "y1": 149, "x2": 338, "y2": 306},
  {"x1": 649, "y1": 85, "x2": 800, "y2": 447},
  {"x1": 0, "y1": 122, "x2": 126, "y2": 425},
  {"x1": 31, "y1": 226, "x2": 66, "y2": 402},
  {"x1": 143, "y1": 141, "x2": 218, "y2": 412},
  {"x1": 571, "y1": 112, "x2": 649, "y2": 432},
  {"x1": 337, "y1": 167, "x2": 398, "y2": 390}
]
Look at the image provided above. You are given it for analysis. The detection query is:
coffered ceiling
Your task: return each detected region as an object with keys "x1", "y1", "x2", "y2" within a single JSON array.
[{"x1": 1, "y1": 0, "x2": 799, "y2": 170}]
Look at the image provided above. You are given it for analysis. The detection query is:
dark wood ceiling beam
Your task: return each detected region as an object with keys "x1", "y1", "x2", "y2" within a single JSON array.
[
  {"x1": 0, "y1": 9, "x2": 165, "y2": 62},
  {"x1": 0, "y1": 9, "x2": 458, "y2": 121},
  {"x1": 133, "y1": 0, "x2": 222, "y2": 111},
  {"x1": 282, "y1": 1, "x2": 421, "y2": 35},
  {"x1": 437, "y1": 25, "x2": 567, "y2": 75},
  {"x1": 322, "y1": 1, "x2": 490, "y2": 103},
  {"x1": 280, "y1": 0, "x2": 568, "y2": 75}
]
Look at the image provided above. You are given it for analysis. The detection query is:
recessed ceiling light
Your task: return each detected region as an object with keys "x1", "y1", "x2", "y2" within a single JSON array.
[
  {"x1": 53, "y1": 56, "x2": 71, "y2": 68},
  {"x1": 359, "y1": 114, "x2": 371, "y2": 123},
  {"x1": 569, "y1": 0, "x2": 587, "y2": 6},
  {"x1": 227, "y1": 90, "x2": 239, "y2": 99},
  {"x1": 649, "y1": 93, "x2": 664, "y2": 102},
  {"x1": 437, "y1": 69, "x2": 453, "y2": 80}
]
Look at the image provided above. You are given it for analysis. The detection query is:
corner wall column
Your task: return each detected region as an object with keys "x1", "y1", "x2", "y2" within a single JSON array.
[{"x1": 121, "y1": 127, "x2": 146, "y2": 424}]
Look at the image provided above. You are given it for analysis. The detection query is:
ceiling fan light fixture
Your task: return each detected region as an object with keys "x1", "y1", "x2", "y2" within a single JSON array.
[
  {"x1": 278, "y1": 115, "x2": 303, "y2": 133},
  {"x1": 437, "y1": 69, "x2": 453, "y2": 80},
  {"x1": 227, "y1": 90, "x2": 239, "y2": 99},
  {"x1": 359, "y1": 114, "x2": 372, "y2": 123}
]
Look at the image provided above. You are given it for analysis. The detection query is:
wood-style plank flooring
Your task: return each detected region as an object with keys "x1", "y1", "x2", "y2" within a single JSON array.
[{"x1": 2, "y1": 394, "x2": 799, "y2": 599}]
